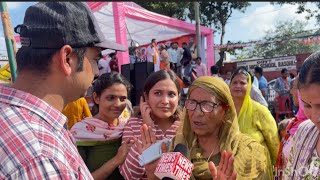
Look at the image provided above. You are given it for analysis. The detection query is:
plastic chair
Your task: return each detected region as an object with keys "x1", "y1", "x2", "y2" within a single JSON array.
[{"x1": 274, "y1": 95, "x2": 293, "y2": 122}]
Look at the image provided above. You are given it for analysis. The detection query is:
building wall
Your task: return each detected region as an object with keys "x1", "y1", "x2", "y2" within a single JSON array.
[{"x1": 219, "y1": 52, "x2": 312, "y2": 82}]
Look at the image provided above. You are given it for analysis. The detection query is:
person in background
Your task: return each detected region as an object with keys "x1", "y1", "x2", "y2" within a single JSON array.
[
  {"x1": 289, "y1": 78, "x2": 298, "y2": 114},
  {"x1": 109, "y1": 52, "x2": 119, "y2": 72},
  {"x1": 159, "y1": 44, "x2": 170, "y2": 70},
  {"x1": 250, "y1": 74, "x2": 269, "y2": 107},
  {"x1": 274, "y1": 68, "x2": 291, "y2": 97},
  {"x1": 146, "y1": 39, "x2": 160, "y2": 72},
  {"x1": 224, "y1": 71, "x2": 232, "y2": 85},
  {"x1": 210, "y1": 65, "x2": 224, "y2": 81},
  {"x1": 70, "y1": 73, "x2": 133, "y2": 180},
  {"x1": 0, "y1": 2, "x2": 127, "y2": 179},
  {"x1": 119, "y1": 70, "x2": 181, "y2": 180},
  {"x1": 254, "y1": 66, "x2": 268, "y2": 100},
  {"x1": 284, "y1": 51, "x2": 320, "y2": 179},
  {"x1": 98, "y1": 55, "x2": 111, "y2": 76},
  {"x1": 180, "y1": 42, "x2": 192, "y2": 69},
  {"x1": 195, "y1": 56, "x2": 207, "y2": 78},
  {"x1": 167, "y1": 42, "x2": 179, "y2": 72},
  {"x1": 275, "y1": 76, "x2": 309, "y2": 179},
  {"x1": 229, "y1": 67, "x2": 280, "y2": 179},
  {"x1": 62, "y1": 97, "x2": 92, "y2": 129}
]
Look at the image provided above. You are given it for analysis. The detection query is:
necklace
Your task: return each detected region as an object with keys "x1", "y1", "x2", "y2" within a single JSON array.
[{"x1": 206, "y1": 141, "x2": 220, "y2": 162}]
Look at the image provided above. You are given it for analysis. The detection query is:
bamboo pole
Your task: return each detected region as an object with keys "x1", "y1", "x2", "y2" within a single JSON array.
[{"x1": 0, "y1": 2, "x2": 17, "y2": 82}]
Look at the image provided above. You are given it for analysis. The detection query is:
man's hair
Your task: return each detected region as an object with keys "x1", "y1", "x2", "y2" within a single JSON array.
[
  {"x1": 182, "y1": 42, "x2": 187, "y2": 46},
  {"x1": 210, "y1": 65, "x2": 219, "y2": 74},
  {"x1": 254, "y1": 66, "x2": 263, "y2": 75},
  {"x1": 16, "y1": 47, "x2": 87, "y2": 75},
  {"x1": 281, "y1": 68, "x2": 288, "y2": 74},
  {"x1": 196, "y1": 57, "x2": 201, "y2": 61},
  {"x1": 151, "y1": 39, "x2": 156, "y2": 43},
  {"x1": 109, "y1": 52, "x2": 116, "y2": 58}
]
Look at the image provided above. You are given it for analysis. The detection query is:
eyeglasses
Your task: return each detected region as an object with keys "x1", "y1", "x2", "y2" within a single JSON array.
[{"x1": 185, "y1": 99, "x2": 221, "y2": 113}]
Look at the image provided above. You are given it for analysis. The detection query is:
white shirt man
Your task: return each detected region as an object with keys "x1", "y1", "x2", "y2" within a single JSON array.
[{"x1": 146, "y1": 39, "x2": 160, "y2": 72}]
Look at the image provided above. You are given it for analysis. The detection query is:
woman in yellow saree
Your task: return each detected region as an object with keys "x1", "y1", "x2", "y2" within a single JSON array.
[
  {"x1": 229, "y1": 67, "x2": 280, "y2": 179},
  {"x1": 170, "y1": 76, "x2": 269, "y2": 179}
]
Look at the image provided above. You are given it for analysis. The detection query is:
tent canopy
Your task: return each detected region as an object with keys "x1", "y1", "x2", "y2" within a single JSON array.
[{"x1": 88, "y1": 2, "x2": 214, "y2": 70}]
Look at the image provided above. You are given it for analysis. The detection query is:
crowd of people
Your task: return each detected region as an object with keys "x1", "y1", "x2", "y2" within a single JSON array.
[{"x1": 1, "y1": 2, "x2": 320, "y2": 180}]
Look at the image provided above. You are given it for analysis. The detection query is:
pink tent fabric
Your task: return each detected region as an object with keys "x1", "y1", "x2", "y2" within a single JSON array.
[{"x1": 15, "y1": 2, "x2": 215, "y2": 73}]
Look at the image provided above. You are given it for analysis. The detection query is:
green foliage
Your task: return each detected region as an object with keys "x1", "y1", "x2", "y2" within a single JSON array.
[
  {"x1": 136, "y1": 2, "x2": 188, "y2": 20},
  {"x1": 252, "y1": 20, "x2": 319, "y2": 58},
  {"x1": 272, "y1": 2, "x2": 320, "y2": 23}
]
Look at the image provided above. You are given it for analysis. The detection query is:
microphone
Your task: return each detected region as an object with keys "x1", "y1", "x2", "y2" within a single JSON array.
[{"x1": 154, "y1": 144, "x2": 193, "y2": 180}]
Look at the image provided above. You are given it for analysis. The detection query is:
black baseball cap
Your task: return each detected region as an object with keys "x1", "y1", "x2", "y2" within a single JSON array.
[{"x1": 14, "y1": 2, "x2": 127, "y2": 51}]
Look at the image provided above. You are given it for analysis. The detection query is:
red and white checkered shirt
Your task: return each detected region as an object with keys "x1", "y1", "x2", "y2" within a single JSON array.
[{"x1": 0, "y1": 85, "x2": 93, "y2": 180}]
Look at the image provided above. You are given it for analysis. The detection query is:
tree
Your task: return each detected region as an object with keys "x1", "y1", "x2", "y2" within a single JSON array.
[
  {"x1": 188, "y1": 2, "x2": 250, "y2": 45},
  {"x1": 136, "y1": 2, "x2": 188, "y2": 20},
  {"x1": 240, "y1": 20, "x2": 320, "y2": 59},
  {"x1": 272, "y1": 2, "x2": 320, "y2": 24}
]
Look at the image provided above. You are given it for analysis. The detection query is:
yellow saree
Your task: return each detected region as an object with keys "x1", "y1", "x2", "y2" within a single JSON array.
[
  {"x1": 237, "y1": 73, "x2": 280, "y2": 179},
  {"x1": 170, "y1": 76, "x2": 268, "y2": 179}
]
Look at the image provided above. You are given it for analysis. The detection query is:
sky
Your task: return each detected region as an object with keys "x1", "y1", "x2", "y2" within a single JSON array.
[{"x1": 0, "y1": 2, "x2": 318, "y2": 56}]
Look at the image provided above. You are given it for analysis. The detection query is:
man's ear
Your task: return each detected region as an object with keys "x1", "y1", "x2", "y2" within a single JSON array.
[{"x1": 58, "y1": 45, "x2": 73, "y2": 76}]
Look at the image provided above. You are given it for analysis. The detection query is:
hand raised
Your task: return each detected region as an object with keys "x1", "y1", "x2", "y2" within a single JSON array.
[
  {"x1": 115, "y1": 138, "x2": 134, "y2": 165},
  {"x1": 140, "y1": 96, "x2": 154, "y2": 127},
  {"x1": 209, "y1": 151, "x2": 237, "y2": 180}
]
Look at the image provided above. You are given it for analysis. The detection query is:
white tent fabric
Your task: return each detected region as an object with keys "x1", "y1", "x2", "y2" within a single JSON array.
[{"x1": 92, "y1": 2, "x2": 191, "y2": 46}]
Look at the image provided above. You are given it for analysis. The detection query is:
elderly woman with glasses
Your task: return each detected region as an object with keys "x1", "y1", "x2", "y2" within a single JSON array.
[
  {"x1": 139, "y1": 76, "x2": 269, "y2": 179},
  {"x1": 229, "y1": 67, "x2": 280, "y2": 179}
]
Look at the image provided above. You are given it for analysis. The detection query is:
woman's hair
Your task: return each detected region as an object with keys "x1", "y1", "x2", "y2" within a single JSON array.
[
  {"x1": 143, "y1": 70, "x2": 181, "y2": 121},
  {"x1": 230, "y1": 67, "x2": 253, "y2": 84},
  {"x1": 144, "y1": 70, "x2": 180, "y2": 95},
  {"x1": 298, "y1": 50, "x2": 320, "y2": 89},
  {"x1": 91, "y1": 72, "x2": 132, "y2": 115}
]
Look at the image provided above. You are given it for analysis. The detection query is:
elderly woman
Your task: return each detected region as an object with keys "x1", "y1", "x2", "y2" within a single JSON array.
[
  {"x1": 229, "y1": 67, "x2": 280, "y2": 178},
  {"x1": 139, "y1": 76, "x2": 269, "y2": 179},
  {"x1": 284, "y1": 51, "x2": 320, "y2": 179}
]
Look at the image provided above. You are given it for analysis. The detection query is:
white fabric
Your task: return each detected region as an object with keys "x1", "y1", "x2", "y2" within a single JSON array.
[{"x1": 98, "y1": 59, "x2": 111, "y2": 76}]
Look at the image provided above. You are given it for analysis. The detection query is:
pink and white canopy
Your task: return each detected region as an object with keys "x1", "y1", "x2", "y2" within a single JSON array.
[
  {"x1": 15, "y1": 2, "x2": 215, "y2": 70},
  {"x1": 87, "y1": 2, "x2": 215, "y2": 71}
]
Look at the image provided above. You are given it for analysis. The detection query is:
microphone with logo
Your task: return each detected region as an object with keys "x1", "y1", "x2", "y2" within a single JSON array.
[{"x1": 154, "y1": 144, "x2": 193, "y2": 180}]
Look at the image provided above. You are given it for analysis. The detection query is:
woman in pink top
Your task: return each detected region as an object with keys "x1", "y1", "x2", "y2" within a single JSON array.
[
  {"x1": 119, "y1": 70, "x2": 181, "y2": 180},
  {"x1": 275, "y1": 76, "x2": 308, "y2": 179}
]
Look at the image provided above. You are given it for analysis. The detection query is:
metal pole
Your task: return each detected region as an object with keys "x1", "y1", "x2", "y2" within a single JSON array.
[
  {"x1": 194, "y1": 1, "x2": 201, "y2": 59},
  {"x1": 0, "y1": 2, "x2": 17, "y2": 82}
]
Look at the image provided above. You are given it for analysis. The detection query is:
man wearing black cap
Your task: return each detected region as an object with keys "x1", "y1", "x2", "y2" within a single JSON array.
[{"x1": 0, "y1": 2, "x2": 128, "y2": 179}]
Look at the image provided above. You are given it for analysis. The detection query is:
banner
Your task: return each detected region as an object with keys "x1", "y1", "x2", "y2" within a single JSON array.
[{"x1": 236, "y1": 56, "x2": 297, "y2": 72}]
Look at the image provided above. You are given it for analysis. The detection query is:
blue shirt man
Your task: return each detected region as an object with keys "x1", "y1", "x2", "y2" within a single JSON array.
[{"x1": 254, "y1": 66, "x2": 268, "y2": 100}]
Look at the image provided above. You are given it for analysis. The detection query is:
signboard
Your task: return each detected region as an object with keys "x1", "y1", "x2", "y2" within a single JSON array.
[{"x1": 237, "y1": 56, "x2": 296, "y2": 72}]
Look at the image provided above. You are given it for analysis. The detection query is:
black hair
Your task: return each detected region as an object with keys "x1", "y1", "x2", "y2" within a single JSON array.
[
  {"x1": 144, "y1": 70, "x2": 180, "y2": 95},
  {"x1": 230, "y1": 67, "x2": 254, "y2": 84},
  {"x1": 91, "y1": 72, "x2": 132, "y2": 115},
  {"x1": 151, "y1": 39, "x2": 156, "y2": 43},
  {"x1": 16, "y1": 46, "x2": 86, "y2": 75},
  {"x1": 281, "y1": 68, "x2": 288, "y2": 74},
  {"x1": 298, "y1": 51, "x2": 320, "y2": 89},
  {"x1": 254, "y1": 66, "x2": 263, "y2": 75},
  {"x1": 196, "y1": 57, "x2": 201, "y2": 60},
  {"x1": 210, "y1": 65, "x2": 220, "y2": 74},
  {"x1": 109, "y1": 53, "x2": 116, "y2": 58}
]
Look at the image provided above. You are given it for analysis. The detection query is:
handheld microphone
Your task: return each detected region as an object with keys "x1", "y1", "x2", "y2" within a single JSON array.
[{"x1": 154, "y1": 144, "x2": 193, "y2": 180}]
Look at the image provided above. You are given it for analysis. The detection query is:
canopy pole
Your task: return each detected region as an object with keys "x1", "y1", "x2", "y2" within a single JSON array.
[
  {"x1": 0, "y1": 2, "x2": 17, "y2": 82},
  {"x1": 113, "y1": 2, "x2": 129, "y2": 72}
]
